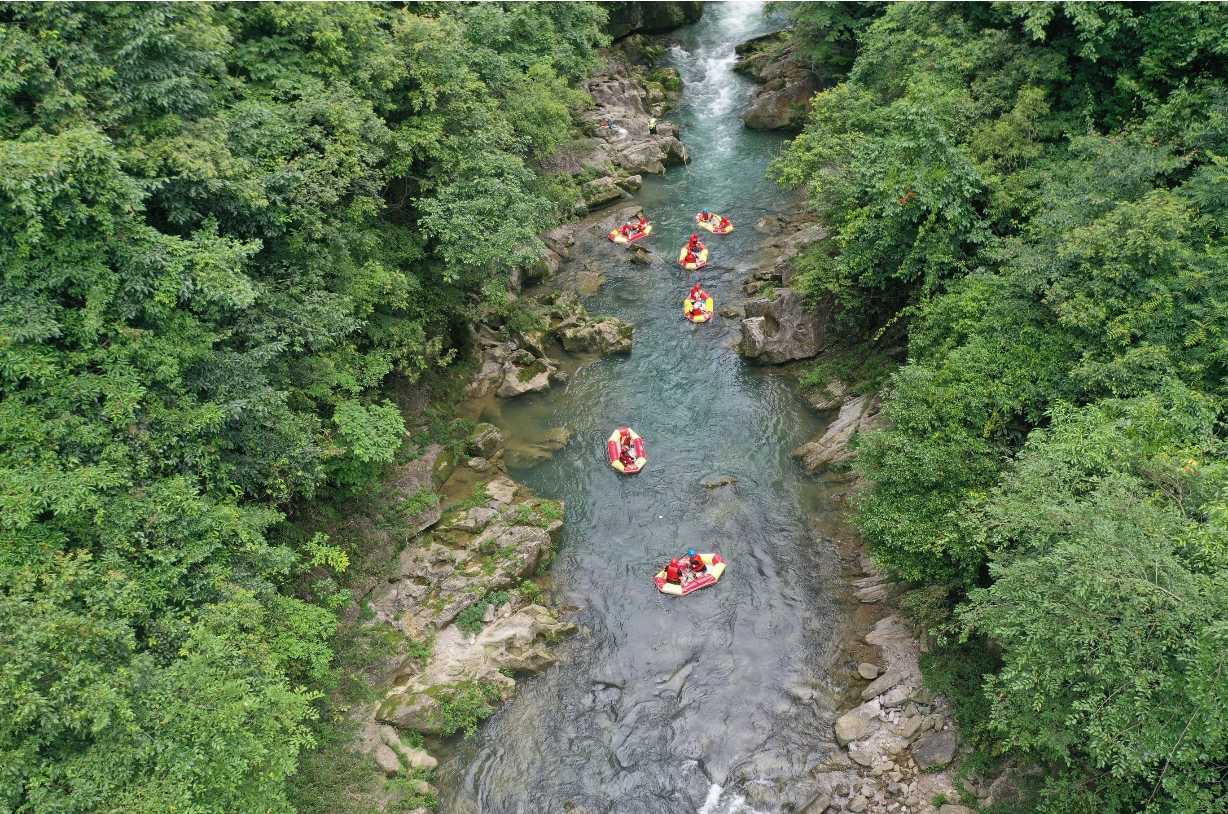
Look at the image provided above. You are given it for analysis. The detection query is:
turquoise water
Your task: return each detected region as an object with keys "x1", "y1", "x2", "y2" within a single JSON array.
[{"x1": 439, "y1": 5, "x2": 849, "y2": 812}]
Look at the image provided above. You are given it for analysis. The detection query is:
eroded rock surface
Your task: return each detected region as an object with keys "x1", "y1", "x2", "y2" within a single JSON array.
[
  {"x1": 737, "y1": 288, "x2": 827, "y2": 364},
  {"x1": 541, "y1": 53, "x2": 687, "y2": 212},
  {"x1": 792, "y1": 394, "x2": 885, "y2": 472}
]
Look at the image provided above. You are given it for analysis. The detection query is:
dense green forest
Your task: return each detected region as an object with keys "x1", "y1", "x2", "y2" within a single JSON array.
[
  {"x1": 0, "y1": 3, "x2": 606, "y2": 811},
  {"x1": 775, "y1": 3, "x2": 1228, "y2": 812}
]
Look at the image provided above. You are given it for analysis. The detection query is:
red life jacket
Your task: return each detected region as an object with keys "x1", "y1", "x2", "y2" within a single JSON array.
[
  {"x1": 690, "y1": 555, "x2": 706, "y2": 572},
  {"x1": 666, "y1": 563, "x2": 681, "y2": 584}
]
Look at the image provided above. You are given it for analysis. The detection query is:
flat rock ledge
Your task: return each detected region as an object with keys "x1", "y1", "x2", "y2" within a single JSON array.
[{"x1": 467, "y1": 291, "x2": 634, "y2": 400}]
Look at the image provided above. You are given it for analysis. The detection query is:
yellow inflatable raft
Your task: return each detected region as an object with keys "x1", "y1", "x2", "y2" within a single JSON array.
[
  {"x1": 678, "y1": 245, "x2": 709, "y2": 270},
  {"x1": 608, "y1": 221, "x2": 652, "y2": 245},
  {"x1": 684, "y1": 295, "x2": 714, "y2": 323},
  {"x1": 654, "y1": 553, "x2": 727, "y2": 596},
  {"x1": 607, "y1": 427, "x2": 647, "y2": 474},
  {"x1": 696, "y1": 213, "x2": 734, "y2": 234}
]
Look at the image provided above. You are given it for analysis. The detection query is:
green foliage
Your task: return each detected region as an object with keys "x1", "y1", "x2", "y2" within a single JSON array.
[
  {"x1": 434, "y1": 681, "x2": 503, "y2": 738},
  {"x1": 455, "y1": 591, "x2": 512, "y2": 635},
  {"x1": 783, "y1": 1, "x2": 885, "y2": 79},
  {"x1": 517, "y1": 579, "x2": 544, "y2": 606},
  {"x1": 799, "y1": 346, "x2": 898, "y2": 396},
  {"x1": 0, "y1": 3, "x2": 603, "y2": 810},
  {"x1": 779, "y1": 3, "x2": 1228, "y2": 809},
  {"x1": 511, "y1": 498, "x2": 563, "y2": 528},
  {"x1": 397, "y1": 488, "x2": 440, "y2": 521}
]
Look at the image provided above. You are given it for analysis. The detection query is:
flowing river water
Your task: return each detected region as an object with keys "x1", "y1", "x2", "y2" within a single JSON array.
[{"x1": 440, "y1": 4, "x2": 857, "y2": 811}]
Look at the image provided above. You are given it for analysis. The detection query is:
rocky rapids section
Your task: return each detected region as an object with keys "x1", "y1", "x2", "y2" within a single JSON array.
[
  {"x1": 734, "y1": 29, "x2": 820, "y2": 132},
  {"x1": 540, "y1": 49, "x2": 688, "y2": 211}
]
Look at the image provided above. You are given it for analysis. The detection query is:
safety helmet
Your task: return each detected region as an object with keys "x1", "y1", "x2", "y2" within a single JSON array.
[{"x1": 687, "y1": 548, "x2": 697, "y2": 557}]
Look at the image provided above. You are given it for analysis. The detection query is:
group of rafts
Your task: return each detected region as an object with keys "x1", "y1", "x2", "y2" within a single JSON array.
[{"x1": 605, "y1": 209, "x2": 735, "y2": 597}]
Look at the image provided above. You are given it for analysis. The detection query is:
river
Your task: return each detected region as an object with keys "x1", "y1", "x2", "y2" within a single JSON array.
[{"x1": 440, "y1": 4, "x2": 853, "y2": 812}]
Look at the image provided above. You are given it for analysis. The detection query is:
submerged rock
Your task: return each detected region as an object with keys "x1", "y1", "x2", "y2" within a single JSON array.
[
  {"x1": 737, "y1": 288, "x2": 826, "y2": 364},
  {"x1": 557, "y1": 317, "x2": 633, "y2": 355}
]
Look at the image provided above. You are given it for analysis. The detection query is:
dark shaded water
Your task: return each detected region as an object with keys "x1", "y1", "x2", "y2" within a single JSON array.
[{"x1": 441, "y1": 5, "x2": 849, "y2": 812}]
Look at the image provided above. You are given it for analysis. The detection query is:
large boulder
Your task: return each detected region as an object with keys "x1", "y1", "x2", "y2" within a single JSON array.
[
  {"x1": 557, "y1": 317, "x2": 633, "y2": 355},
  {"x1": 737, "y1": 288, "x2": 826, "y2": 364},
  {"x1": 582, "y1": 176, "x2": 628, "y2": 209},
  {"x1": 834, "y1": 700, "x2": 882, "y2": 746},
  {"x1": 496, "y1": 350, "x2": 556, "y2": 398},
  {"x1": 735, "y1": 31, "x2": 820, "y2": 132},
  {"x1": 377, "y1": 604, "x2": 575, "y2": 734},
  {"x1": 743, "y1": 73, "x2": 821, "y2": 131},
  {"x1": 911, "y1": 730, "x2": 959, "y2": 770},
  {"x1": 466, "y1": 423, "x2": 504, "y2": 459},
  {"x1": 792, "y1": 394, "x2": 885, "y2": 471}
]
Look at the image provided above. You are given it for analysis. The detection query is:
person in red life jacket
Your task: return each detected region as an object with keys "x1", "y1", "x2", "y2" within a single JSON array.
[
  {"x1": 683, "y1": 249, "x2": 698, "y2": 267},
  {"x1": 719, "y1": 215, "x2": 731, "y2": 231},
  {"x1": 688, "y1": 232, "x2": 701, "y2": 251},
  {"x1": 619, "y1": 445, "x2": 636, "y2": 468},
  {"x1": 637, "y1": 214, "x2": 649, "y2": 230},
  {"x1": 700, "y1": 209, "x2": 711, "y2": 223},
  {"x1": 689, "y1": 281, "x2": 707, "y2": 302},
  {"x1": 687, "y1": 548, "x2": 706, "y2": 573},
  {"x1": 665, "y1": 558, "x2": 683, "y2": 585},
  {"x1": 620, "y1": 223, "x2": 632, "y2": 238}
]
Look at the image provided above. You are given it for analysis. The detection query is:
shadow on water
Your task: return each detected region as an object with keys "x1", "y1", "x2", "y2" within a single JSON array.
[{"x1": 439, "y1": 5, "x2": 849, "y2": 812}]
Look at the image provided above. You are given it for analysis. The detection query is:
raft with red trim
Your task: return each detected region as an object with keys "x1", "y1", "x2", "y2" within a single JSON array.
[
  {"x1": 608, "y1": 221, "x2": 652, "y2": 244},
  {"x1": 684, "y1": 294, "x2": 714, "y2": 323},
  {"x1": 607, "y1": 427, "x2": 647, "y2": 474},
  {"x1": 696, "y1": 213, "x2": 734, "y2": 234},
  {"x1": 654, "y1": 553, "x2": 727, "y2": 596},
  {"x1": 678, "y1": 244, "x2": 709, "y2": 270}
]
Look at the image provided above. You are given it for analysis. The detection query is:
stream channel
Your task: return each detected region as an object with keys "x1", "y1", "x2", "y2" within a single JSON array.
[{"x1": 440, "y1": 4, "x2": 857, "y2": 811}]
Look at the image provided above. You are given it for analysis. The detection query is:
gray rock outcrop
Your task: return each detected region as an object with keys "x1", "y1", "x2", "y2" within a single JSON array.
[
  {"x1": 737, "y1": 288, "x2": 826, "y2": 364},
  {"x1": 734, "y1": 31, "x2": 820, "y2": 131},
  {"x1": 605, "y1": 1, "x2": 704, "y2": 39},
  {"x1": 791, "y1": 394, "x2": 885, "y2": 471},
  {"x1": 541, "y1": 54, "x2": 687, "y2": 212}
]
